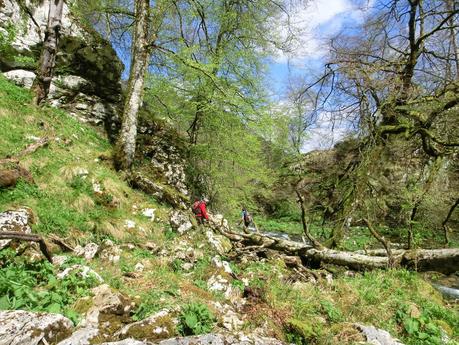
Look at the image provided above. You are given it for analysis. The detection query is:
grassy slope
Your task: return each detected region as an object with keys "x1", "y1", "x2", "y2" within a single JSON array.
[{"x1": 0, "y1": 76, "x2": 458, "y2": 344}]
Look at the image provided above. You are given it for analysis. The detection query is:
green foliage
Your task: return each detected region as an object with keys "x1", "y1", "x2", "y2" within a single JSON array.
[
  {"x1": 0, "y1": 180, "x2": 91, "y2": 235},
  {"x1": 132, "y1": 290, "x2": 173, "y2": 321},
  {"x1": 177, "y1": 302, "x2": 216, "y2": 336},
  {"x1": 395, "y1": 304, "x2": 446, "y2": 345},
  {"x1": 0, "y1": 249, "x2": 97, "y2": 324},
  {"x1": 0, "y1": 22, "x2": 16, "y2": 59},
  {"x1": 69, "y1": 175, "x2": 93, "y2": 195},
  {"x1": 256, "y1": 217, "x2": 303, "y2": 236},
  {"x1": 231, "y1": 279, "x2": 245, "y2": 292},
  {"x1": 285, "y1": 318, "x2": 319, "y2": 345},
  {"x1": 171, "y1": 258, "x2": 184, "y2": 272},
  {"x1": 320, "y1": 300, "x2": 343, "y2": 322}
]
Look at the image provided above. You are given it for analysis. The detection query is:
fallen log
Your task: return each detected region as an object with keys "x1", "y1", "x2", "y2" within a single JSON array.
[
  {"x1": 0, "y1": 231, "x2": 53, "y2": 263},
  {"x1": 212, "y1": 225, "x2": 312, "y2": 255},
  {"x1": 355, "y1": 249, "x2": 406, "y2": 257},
  {"x1": 214, "y1": 226, "x2": 459, "y2": 274},
  {"x1": 302, "y1": 247, "x2": 459, "y2": 274}
]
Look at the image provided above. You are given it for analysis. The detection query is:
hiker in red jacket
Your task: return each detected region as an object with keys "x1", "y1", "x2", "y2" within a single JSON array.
[{"x1": 192, "y1": 197, "x2": 209, "y2": 225}]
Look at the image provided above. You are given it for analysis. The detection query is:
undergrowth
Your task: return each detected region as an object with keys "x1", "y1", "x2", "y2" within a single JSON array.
[{"x1": 0, "y1": 249, "x2": 97, "y2": 324}]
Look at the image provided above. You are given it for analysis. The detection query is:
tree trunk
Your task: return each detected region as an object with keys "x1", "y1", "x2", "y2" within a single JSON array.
[
  {"x1": 442, "y1": 197, "x2": 459, "y2": 244},
  {"x1": 115, "y1": 0, "x2": 151, "y2": 170},
  {"x1": 296, "y1": 190, "x2": 324, "y2": 249},
  {"x1": 363, "y1": 218, "x2": 394, "y2": 267},
  {"x1": 31, "y1": 0, "x2": 64, "y2": 105},
  {"x1": 447, "y1": 0, "x2": 459, "y2": 78},
  {"x1": 213, "y1": 224, "x2": 459, "y2": 274}
]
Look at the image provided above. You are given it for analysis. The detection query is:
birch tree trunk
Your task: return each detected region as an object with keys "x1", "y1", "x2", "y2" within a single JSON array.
[
  {"x1": 115, "y1": 0, "x2": 151, "y2": 170},
  {"x1": 31, "y1": 0, "x2": 64, "y2": 105}
]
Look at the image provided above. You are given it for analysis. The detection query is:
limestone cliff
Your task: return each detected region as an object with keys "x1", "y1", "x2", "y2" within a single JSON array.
[{"x1": 0, "y1": 0, "x2": 123, "y2": 130}]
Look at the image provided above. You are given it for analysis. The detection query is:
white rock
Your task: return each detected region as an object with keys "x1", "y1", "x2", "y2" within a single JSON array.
[
  {"x1": 157, "y1": 333, "x2": 284, "y2": 345},
  {"x1": 211, "y1": 256, "x2": 233, "y2": 275},
  {"x1": 3, "y1": 69, "x2": 36, "y2": 88},
  {"x1": 209, "y1": 214, "x2": 230, "y2": 229},
  {"x1": 52, "y1": 255, "x2": 68, "y2": 267},
  {"x1": 207, "y1": 274, "x2": 228, "y2": 292},
  {"x1": 222, "y1": 309, "x2": 244, "y2": 332},
  {"x1": 124, "y1": 220, "x2": 136, "y2": 229},
  {"x1": 354, "y1": 324, "x2": 405, "y2": 345},
  {"x1": 134, "y1": 262, "x2": 145, "y2": 272},
  {"x1": 100, "y1": 340, "x2": 148, "y2": 345},
  {"x1": 205, "y1": 230, "x2": 232, "y2": 255},
  {"x1": 142, "y1": 208, "x2": 156, "y2": 221},
  {"x1": 55, "y1": 75, "x2": 90, "y2": 91},
  {"x1": 57, "y1": 265, "x2": 104, "y2": 283},
  {"x1": 74, "y1": 168, "x2": 89, "y2": 178},
  {"x1": 92, "y1": 179, "x2": 102, "y2": 194},
  {"x1": 57, "y1": 327, "x2": 99, "y2": 345},
  {"x1": 182, "y1": 262, "x2": 194, "y2": 271},
  {"x1": 116, "y1": 309, "x2": 176, "y2": 340},
  {"x1": 103, "y1": 239, "x2": 114, "y2": 247},
  {"x1": 100, "y1": 243, "x2": 121, "y2": 264},
  {"x1": 74, "y1": 242, "x2": 99, "y2": 261},
  {"x1": 0, "y1": 208, "x2": 34, "y2": 249},
  {"x1": 0, "y1": 310, "x2": 73, "y2": 345},
  {"x1": 169, "y1": 210, "x2": 193, "y2": 234}
]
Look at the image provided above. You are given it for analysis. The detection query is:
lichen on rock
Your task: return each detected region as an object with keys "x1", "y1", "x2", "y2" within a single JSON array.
[{"x1": 0, "y1": 310, "x2": 73, "y2": 345}]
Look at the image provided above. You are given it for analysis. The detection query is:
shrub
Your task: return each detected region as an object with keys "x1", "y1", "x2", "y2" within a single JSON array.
[
  {"x1": 177, "y1": 302, "x2": 215, "y2": 336},
  {"x1": 0, "y1": 249, "x2": 97, "y2": 324}
]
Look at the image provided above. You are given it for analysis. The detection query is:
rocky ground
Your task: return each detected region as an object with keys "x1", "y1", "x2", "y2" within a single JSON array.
[{"x1": 0, "y1": 207, "x2": 411, "y2": 345}]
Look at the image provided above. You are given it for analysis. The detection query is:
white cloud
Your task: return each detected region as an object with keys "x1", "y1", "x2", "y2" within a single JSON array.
[
  {"x1": 273, "y1": 0, "x2": 368, "y2": 63},
  {"x1": 301, "y1": 111, "x2": 351, "y2": 152}
]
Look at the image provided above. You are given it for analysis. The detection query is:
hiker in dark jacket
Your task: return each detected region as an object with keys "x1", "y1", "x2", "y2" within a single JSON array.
[
  {"x1": 193, "y1": 197, "x2": 209, "y2": 225},
  {"x1": 238, "y1": 207, "x2": 252, "y2": 232}
]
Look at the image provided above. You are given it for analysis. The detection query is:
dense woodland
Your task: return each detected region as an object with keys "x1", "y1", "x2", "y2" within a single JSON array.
[
  {"x1": 68, "y1": 0, "x2": 459, "y2": 247},
  {"x1": 0, "y1": 0, "x2": 459, "y2": 344}
]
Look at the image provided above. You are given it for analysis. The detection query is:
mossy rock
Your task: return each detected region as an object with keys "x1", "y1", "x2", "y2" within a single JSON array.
[
  {"x1": 330, "y1": 322, "x2": 366, "y2": 344},
  {"x1": 119, "y1": 314, "x2": 177, "y2": 341},
  {"x1": 286, "y1": 317, "x2": 325, "y2": 341},
  {"x1": 73, "y1": 296, "x2": 94, "y2": 315},
  {"x1": 434, "y1": 319, "x2": 453, "y2": 337}
]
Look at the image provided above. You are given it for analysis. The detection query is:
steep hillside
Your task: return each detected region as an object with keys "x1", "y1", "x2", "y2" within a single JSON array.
[{"x1": 1, "y1": 76, "x2": 459, "y2": 345}]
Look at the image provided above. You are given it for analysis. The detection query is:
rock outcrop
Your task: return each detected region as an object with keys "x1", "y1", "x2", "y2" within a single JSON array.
[
  {"x1": 0, "y1": 310, "x2": 73, "y2": 345},
  {"x1": 0, "y1": 0, "x2": 123, "y2": 131},
  {"x1": 354, "y1": 324, "x2": 405, "y2": 345},
  {"x1": 116, "y1": 309, "x2": 177, "y2": 342},
  {"x1": 0, "y1": 1, "x2": 192, "y2": 211}
]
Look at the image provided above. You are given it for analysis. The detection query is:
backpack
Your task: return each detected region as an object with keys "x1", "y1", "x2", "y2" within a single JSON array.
[
  {"x1": 243, "y1": 210, "x2": 252, "y2": 224},
  {"x1": 192, "y1": 201, "x2": 201, "y2": 215}
]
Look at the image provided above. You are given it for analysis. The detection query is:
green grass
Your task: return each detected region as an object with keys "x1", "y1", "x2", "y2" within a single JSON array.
[
  {"x1": 0, "y1": 76, "x2": 165, "y2": 240},
  {"x1": 251, "y1": 260, "x2": 459, "y2": 344}
]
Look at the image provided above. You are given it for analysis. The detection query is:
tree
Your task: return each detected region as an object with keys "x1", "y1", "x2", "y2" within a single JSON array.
[
  {"x1": 290, "y1": 0, "x2": 459, "y2": 247},
  {"x1": 114, "y1": 0, "x2": 151, "y2": 170},
  {"x1": 114, "y1": 0, "x2": 169, "y2": 170},
  {"x1": 141, "y1": 0, "x2": 291, "y2": 211},
  {"x1": 31, "y1": 0, "x2": 65, "y2": 105}
]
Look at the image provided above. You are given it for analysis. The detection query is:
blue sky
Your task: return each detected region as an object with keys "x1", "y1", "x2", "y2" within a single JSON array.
[
  {"x1": 266, "y1": 0, "x2": 373, "y2": 151},
  {"x1": 114, "y1": 0, "x2": 372, "y2": 151},
  {"x1": 266, "y1": 0, "x2": 372, "y2": 96}
]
